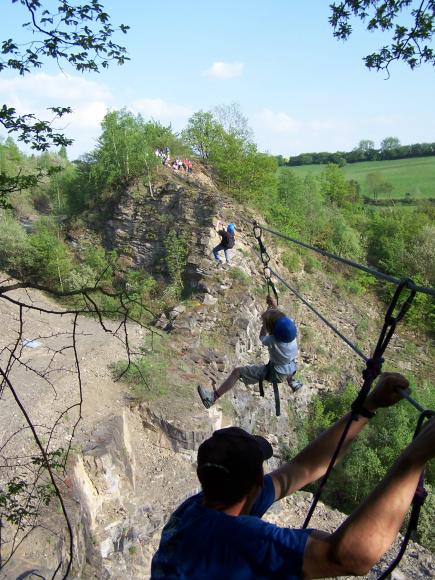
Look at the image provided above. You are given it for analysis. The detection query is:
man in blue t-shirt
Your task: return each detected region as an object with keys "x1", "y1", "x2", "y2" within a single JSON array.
[{"x1": 152, "y1": 373, "x2": 435, "y2": 579}]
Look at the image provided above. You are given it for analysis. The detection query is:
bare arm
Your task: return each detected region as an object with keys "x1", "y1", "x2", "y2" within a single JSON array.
[
  {"x1": 270, "y1": 373, "x2": 409, "y2": 500},
  {"x1": 303, "y1": 418, "x2": 435, "y2": 578},
  {"x1": 260, "y1": 296, "x2": 277, "y2": 339}
]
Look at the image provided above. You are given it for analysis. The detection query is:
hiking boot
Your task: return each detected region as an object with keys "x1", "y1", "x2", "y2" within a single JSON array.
[
  {"x1": 290, "y1": 380, "x2": 303, "y2": 392},
  {"x1": 197, "y1": 385, "x2": 216, "y2": 409}
]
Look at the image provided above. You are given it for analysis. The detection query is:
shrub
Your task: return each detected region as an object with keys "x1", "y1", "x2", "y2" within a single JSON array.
[
  {"x1": 29, "y1": 218, "x2": 74, "y2": 289},
  {"x1": 282, "y1": 249, "x2": 301, "y2": 273},
  {"x1": 164, "y1": 228, "x2": 189, "y2": 297},
  {"x1": 229, "y1": 267, "x2": 250, "y2": 285},
  {"x1": 112, "y1": 354, "x2": 169, "y2": 400},
  {"x1": 298, "y1": 380, "x2": 435, "y2": 550},
  {"x1": 0, "y1": 211, "x2": 33, "y2": 276}
]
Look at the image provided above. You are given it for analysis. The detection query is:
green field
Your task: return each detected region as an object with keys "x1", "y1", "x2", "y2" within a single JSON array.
[{"x1": 285, "y1": 156, "x2": 435, "y2": 199}]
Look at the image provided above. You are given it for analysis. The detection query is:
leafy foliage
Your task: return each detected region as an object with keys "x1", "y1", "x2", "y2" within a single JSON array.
[
  {"x1": 300, "y1": 380, "x2": 435, "y2": 549},
  {"x1": 330, "y1": 1, "x2": 435, "y2": 72},
  {"x1": 0, "y1": 0, "x2": 129, "y2": 205},
  {"x1": 182, "y1": 108, "x2": 277, "y2": 201},
  {"x1": 164, "y1": 228, "x2": 189, "y2": 297}
]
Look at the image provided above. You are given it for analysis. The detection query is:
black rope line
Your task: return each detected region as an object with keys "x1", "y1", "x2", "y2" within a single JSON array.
[
  {"x1": 255, "y1": 222, "x2": 435, "y2": 297},
  {"x1": 377, "y1": 410, "x2": 434, "y2": 580},
  {"x1": 268, "y1": 266, "x2": 368, "y2": 362},
  {"x1": 303, "y1": 278, "x2": 416, "y2": 528}
]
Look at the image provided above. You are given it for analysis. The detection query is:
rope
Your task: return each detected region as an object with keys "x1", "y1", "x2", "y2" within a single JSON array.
[
  {"x1": 268, "y1": 266, "x2": 367, "y2": 362},
  {"x1": 302, "y1": 278, "x2": 416, "y2": 528},
  {"x1": 377, "y1": 410, "x2": 434, "y2": 579},
  {"x1": 254, "y1": 222, "x2": 435, "y2": 297}
]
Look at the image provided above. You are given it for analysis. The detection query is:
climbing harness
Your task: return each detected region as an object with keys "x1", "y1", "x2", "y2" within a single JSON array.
[{"x1": 258, "y1": 361, "x2": 282, "y2": 416}]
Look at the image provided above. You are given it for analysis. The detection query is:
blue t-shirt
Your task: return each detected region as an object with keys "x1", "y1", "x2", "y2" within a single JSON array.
[{"x1": 151, "y1": 475, "x2": 311, "y2": 579}]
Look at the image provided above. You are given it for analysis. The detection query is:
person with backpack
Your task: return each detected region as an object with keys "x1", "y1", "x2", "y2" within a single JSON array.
[
  {"x1": 197, "y1": 296, "x2": 301, "y2": 409},
  {"x1": 153, "y1": 374, "x2": 435, "y2": 580},
  {"x1": 212, "y1": 221, "x2": 235, "y2": 266}
]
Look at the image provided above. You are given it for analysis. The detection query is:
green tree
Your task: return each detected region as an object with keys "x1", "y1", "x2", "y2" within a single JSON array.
[
  {"x1": 366, "y1": 172, "x2": 394, "y2": 200},
  {"x1": 320, "y1": 164, "x2": 355, "y2": 206},
  {"x1": 357, "y1": 139, "x2": 375, "y2": 151},
  {"x1": 91, "y1": 110, "x2": 167, "y2": 191},
  {"x1": 182, "y1": 111, "x2": 224, "y2": 160},
  {"x1": 381, "y1": 136, "x2": 401, "y2": 151},
  {"x1": 0, "y1": 1, "x2": 129, "y2": 206},
  {"x1": 330, "y1": 1, "x2": 435, "y2": 71},
  {"x1": 213, "y1": 102, "x2": 253, "y2": 142}
]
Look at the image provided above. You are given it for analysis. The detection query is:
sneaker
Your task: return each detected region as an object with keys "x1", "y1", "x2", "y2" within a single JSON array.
[
  {"x1": 197, "y1": 385, "x2": 216, "y2": 408},
  {"x1": 290, "y1": 380, "x2": 303, "y2": 392}
]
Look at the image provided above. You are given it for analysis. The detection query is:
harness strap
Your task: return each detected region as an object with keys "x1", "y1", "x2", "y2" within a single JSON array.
[
  {"x1": 258, "y1": 362, "x2": 281, "y2": 416},
  {"x1": 272, "y1": 381, "x2": 281, "y2": 416}
]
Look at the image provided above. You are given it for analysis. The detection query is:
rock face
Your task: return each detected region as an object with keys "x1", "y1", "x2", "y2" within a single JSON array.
[{"x1": 104, "y1": 174, "x2": 220, "y2": 292}]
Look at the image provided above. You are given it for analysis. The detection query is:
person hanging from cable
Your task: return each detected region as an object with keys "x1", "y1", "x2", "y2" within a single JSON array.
[
  {"x1": 212, "y1": 220, "x2": 236, "y2": 267},
  {"x1": 197, "y1": 295, "x2": 301, "y2": 410},
  {"x1": 153, "y1": 374, "x2": 435, "y2": 579}
]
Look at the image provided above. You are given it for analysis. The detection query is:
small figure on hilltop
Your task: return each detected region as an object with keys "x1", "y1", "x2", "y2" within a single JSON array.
[
  {"x1": 198, "y1": 296, "x2": 301, "y2": 409},
  {"x1": 153, "y1": 374, "x2": 434, "y2": 580},
  {"x1": 212, "y1": 221, "x2": 235, "y2": 266}
]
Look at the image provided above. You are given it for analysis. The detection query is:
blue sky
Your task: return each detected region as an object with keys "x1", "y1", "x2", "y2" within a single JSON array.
[{"x1": 1, "y1": 0, "x2": 434, "y2": 159}]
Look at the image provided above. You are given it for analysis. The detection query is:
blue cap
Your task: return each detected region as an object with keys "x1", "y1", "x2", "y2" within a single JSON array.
[
  {"x1": 227, "y1": 223, "x2": 235, "y2": 233},
  {"x1": 273, "y1": 316, "x2": 297, "y2": 343}
]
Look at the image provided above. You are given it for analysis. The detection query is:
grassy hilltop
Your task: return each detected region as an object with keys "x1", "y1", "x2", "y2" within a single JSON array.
[{"x1": 287, "y1": 156, "x2": 435, "y2": 199}]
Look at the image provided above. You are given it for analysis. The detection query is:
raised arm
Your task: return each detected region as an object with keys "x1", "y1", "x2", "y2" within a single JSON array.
[
  {"x1": 303, "y1": 416, "x2": 435, "y2": 578},
  {"x1": 270, "y1": 373, "x2": 410, "y2": 500}
]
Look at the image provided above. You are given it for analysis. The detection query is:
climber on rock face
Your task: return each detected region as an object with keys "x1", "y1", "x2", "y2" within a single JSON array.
[
  {"x1": 197, "y1": 295, "x2": 301, "y2": 409},
  {"x1": 212, "y1": 221, "x2": 236, "y2": 266},
  {"x1": 151, "y1": 373, "x2": 435, "y2": 580}
]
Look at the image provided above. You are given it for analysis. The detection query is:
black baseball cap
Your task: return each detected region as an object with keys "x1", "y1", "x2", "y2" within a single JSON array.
[{"x1": 197, "y1": 427, "x2": 273, "y2": 504}]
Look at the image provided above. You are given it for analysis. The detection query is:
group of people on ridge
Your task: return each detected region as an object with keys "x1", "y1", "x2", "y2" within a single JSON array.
[
  {"x1": 155, "y1": 147, "x2": 193, "y2": 173},
  {"x1": 150, "y1": 217, "x2": 435, "y2": 579}
]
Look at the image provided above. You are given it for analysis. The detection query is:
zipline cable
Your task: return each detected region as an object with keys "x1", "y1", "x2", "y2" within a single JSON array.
[
  {"x1": 268, "y1": 265, "x2": 368, "y2": 362},
  {"x1": 253, "y1": 222, "x2": 435, "y2": 297}
]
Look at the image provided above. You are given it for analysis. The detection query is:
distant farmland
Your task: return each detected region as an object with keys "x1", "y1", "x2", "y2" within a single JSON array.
[{"x1": 286, "y1": 156, "x2": 435, "y2": 199}]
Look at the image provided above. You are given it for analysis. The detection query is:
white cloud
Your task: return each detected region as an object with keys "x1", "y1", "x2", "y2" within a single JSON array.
[
  {"x1": 203, "y1": 61, "x2": 244, "y2": 79},
  {"x1": 254, "y1": 108, "x2": 301, "y2": 133},
  {"x1": 0, "y1": 72, "x2": 112, "y2": 103},
  {"x1": 132, "y1": 98, "x2": 192, "y2": 120},
  {"x1": 68, "y1": 101, "x2": 109, "y2": 129},
  {"x1": 0, "y1": 72, "x2": 115, "y2": 158}
]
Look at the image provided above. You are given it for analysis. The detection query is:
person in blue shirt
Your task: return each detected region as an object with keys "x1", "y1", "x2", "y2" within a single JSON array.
[
  {"x1": 151, "y1": 373, "x2": 435, "y2": 579},
  {"x1": 198, "y1": 295, "x2": 300, "y2": 410}
]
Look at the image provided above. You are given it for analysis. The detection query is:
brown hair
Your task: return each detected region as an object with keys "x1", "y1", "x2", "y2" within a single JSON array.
[{"x1": 262, "y1": 308, "x2": 286, "y2": 334}]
